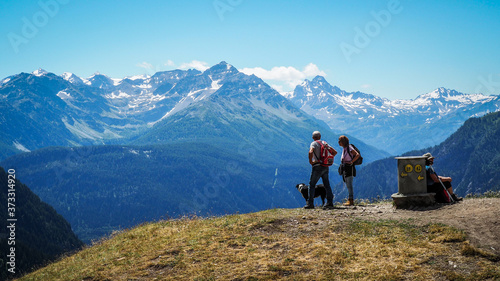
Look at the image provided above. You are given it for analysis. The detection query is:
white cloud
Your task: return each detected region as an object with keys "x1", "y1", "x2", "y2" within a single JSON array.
[
  {"x1": 164, "y1": 60, "x2": 175, "y2": 67},
  {"x1": 270, "y1": 84, "x2": 285, "y2": 93},
  {"x1": 179, "y1": 60, "x2": 210, "y2": 71},
  {"x1": 303, "y1": 63, "x2": 326, "y2": 77},
  {"x1": 240, "y1": 63, "x2": 326, "y2": 90},
  {"x1": 136, "y1": 62, "x2": 154, "y2": 71}
]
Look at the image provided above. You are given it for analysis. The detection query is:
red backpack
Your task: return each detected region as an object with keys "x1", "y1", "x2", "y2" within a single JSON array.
[{"x1": 315, "y1": 140, "x2": 334, "y2": 167}]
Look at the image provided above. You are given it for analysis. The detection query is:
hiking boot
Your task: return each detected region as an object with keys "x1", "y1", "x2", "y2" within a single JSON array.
[
  {"x1": 343, "y1": 198, "x2": 354, "y2": 206},
  {"x1": 452, "y1": 194, "x2": 463, "y2": 202},
  {"x1": 322, "y1": 203, "x2": 334, "y2": 210},
  {"x1": 303, "y1": 204, "x2": 314, "y2": 209}
]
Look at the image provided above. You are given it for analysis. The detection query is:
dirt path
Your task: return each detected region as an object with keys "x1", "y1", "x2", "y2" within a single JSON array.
[{"x1": 320, "y1": 197, "x2": 500, "y2": 255}]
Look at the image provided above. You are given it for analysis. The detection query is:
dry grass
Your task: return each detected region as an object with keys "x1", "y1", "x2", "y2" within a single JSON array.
[{"x1": 18, "y1": 207, "x2": 500, "y2": 281}]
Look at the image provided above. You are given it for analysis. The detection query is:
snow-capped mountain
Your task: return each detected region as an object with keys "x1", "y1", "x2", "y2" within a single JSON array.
[
  {"x1": 61, "y1": 72, "x2": 85, "y2": 85},
  {"x1": 289, "y1": 76, "x2": 500, "y2": 154},
  {"x1": 135, "y1": 64, "x2": 320, "y2": 147},
  {"x1": 2, "y1": 62, "x2": 497, "y2": 160},
  {"x1": 32, "y1": 68, "x2": 49, "y2": 77},
  {"x1": 0, "y1": 67, "x2": 200, "y2": 159},
  {"x1": 133, "y1": 62, "x2": 381, "y2": 161},
  {"x1": 3, "y1": 62, "x2": 385, "y2": 161}
]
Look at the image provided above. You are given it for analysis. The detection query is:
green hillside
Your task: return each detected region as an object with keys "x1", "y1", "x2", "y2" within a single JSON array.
[
  {"x1": 17, "y1": 204, "x2": 499, "y2": 281},
  {"x1": 1, "y1": 142, "x2": 317, "y2": 244},
  {"x1": 0, "y1": 167, "x2": 83, "y2": 280}
]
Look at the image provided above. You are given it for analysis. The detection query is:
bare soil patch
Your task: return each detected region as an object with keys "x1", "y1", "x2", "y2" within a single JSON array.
[{"x1": 310, "y1": 197, "x2": 500, "y2": 256}]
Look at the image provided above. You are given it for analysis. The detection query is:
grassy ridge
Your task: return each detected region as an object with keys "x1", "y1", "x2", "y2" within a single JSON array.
[{"x1": 18, "y1": 207, "x2": 500, "y2": 280}]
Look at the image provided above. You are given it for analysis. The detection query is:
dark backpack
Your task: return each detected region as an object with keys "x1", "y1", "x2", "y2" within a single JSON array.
[
  {"x1": 315, "y1": 140, "x2": 334, "y2": 167},
  {"x1": 347, "y1": 143, "x2": 363, "y2": 165}
]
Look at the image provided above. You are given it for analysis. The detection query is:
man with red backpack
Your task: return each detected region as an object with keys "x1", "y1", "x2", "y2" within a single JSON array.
[{"x1": 305, "y1": 131, "x2": 337, "y2": 209}]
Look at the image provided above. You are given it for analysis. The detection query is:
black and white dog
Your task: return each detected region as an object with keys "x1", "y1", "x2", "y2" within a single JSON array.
[{"x1": 295, "y1": 183, "x2": 326, "y2": 206}]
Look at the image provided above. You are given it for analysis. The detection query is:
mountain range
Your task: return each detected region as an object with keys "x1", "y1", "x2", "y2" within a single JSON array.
[
  {"x1": 2, "y1": 62, "x2": 499, "y2": 160},
  {"x1": 0, "y1": 67, "x2": 201, "y2": 160},
  {"x1": 286, "y1": 76, "x2": 500, "y2": 154}
]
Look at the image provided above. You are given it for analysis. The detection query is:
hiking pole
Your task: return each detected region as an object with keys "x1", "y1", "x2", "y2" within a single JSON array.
[{"x1": 430, "y1": 165, "x2": 455, "y2": 203}]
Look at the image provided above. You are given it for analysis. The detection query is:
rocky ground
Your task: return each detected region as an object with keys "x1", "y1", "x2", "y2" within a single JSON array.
[{"x1": 312, "y1": 197, "x2": 500, "y2": 255}]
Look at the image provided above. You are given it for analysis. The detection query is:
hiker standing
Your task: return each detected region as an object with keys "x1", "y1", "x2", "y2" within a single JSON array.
[
  {"x1": 306, "y1": 131, "x2": 337, "y2": 209},
  {"x1": 338, "y1": 135, "x2": 359, "y2": 206},
  {"x1": 423, "y1": 153, "x2": 463, "y2": 202}
]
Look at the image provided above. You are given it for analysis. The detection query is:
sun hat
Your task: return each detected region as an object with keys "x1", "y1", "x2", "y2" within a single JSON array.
[{"x1": 422, "y1": 152, "x2": 434, "y2": 160}]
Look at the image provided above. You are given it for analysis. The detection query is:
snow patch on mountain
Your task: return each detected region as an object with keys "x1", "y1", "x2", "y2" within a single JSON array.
[
  {"x1": 13, "y1": 141, "x2": 30, "y2": 152},
  {"x1": 62, "y1": 117, "x2": 122, "y2": 140},
  {"x1": 136, "y1": 83, "x2": 152, "y2": 89},
  {"x1": 111, "y1": 78, "x2": 122, "y2": 86},
  {"x1": 32, "y1": 68, "x2": 48, "y2": 77},
  {"x1": 211, "y1": 78, "x2": 222, "y2": 90},
  {"x1": 1, "y1": 77, "x2": 11, "y2": 85},
  {"x1": 61, "y1": 72, "x2": 73, "y2": 80},
  {"x1": 125, "y1": 74, "x2": 150, "y2": 81},
  {"x1": 154, "y1": 87, "x2": 217, "y2": 124},
  {"x1": 57, "y1": 91, "x2": 72, "y2": 100},
  {"x1": 81, "y1": 78, "x2": 91, "y2": 86},
  {"x1": 60, "y1": 72, "x2": 85, "y2": 85},
  {"x1": 249, "y1": 96, "x2": 304, "y2": 123},
  {"x1": 107, "y1": 91, "x2": 131, "y2": 99}
]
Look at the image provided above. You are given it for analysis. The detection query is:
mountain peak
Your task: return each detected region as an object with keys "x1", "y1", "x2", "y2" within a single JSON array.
[
  {"x1": 90, "y1": 71, "x2": 105, "y2": 78},
  {"x1": 61, "y1": 72, "x2": 74, "y2": 79},
  {"x1": 312, "y1": 75, "x2": 327, "y2": 83},
  {"x1": 61, "y1": 72, "x2": 85, "y2": 84},
  {"x1": 417, "y1": 87, "x2": 461, "y2": 100},
  {"x1": 203, "y1": 61, "x2": 239, "y2": 79},
  {"x1": 210, "y1": 61, "x2": 237, "y2": 71},
  {"x1": 434, "y1": 87, "x2": 452, "y2": 95},
  {"x1": 216, "y1": 61, "x2": 231, "y2": 68},
  {"x1": 32, "y1": 68, "x2": 48, "y2": 77}
]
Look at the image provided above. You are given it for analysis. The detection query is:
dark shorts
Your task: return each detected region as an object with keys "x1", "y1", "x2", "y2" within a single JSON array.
[{"x1": 427, "y1": 181, "x2": 452, "y2": 203}]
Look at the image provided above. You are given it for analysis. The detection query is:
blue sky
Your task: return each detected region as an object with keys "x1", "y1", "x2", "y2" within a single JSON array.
[{"x1": 1, "y1": 0, "x2": 499, "y2": 99}]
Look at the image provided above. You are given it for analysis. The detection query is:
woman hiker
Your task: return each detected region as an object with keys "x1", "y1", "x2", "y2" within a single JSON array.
[{"x1": 338, "y1": 135, "x2": 360, "y2": 206}]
